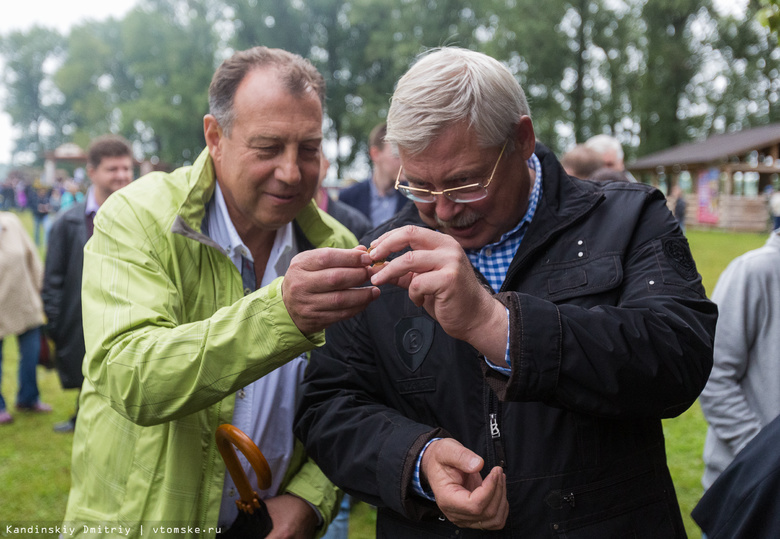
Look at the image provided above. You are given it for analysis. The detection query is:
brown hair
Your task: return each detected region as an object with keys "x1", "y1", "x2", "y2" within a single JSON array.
[
  {"x1": 208, "y1": 46, "x2": 326, "y2": 136},
  {"x1": 369, "y1": 122, "x2": 388, "y2": 150},
  {"x1": 87, "y1": 135, "x2": 132, "y2": 169}
]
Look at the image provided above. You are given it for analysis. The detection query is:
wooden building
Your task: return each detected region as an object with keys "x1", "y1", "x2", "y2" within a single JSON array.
[{"x1": 627, "y1": 123, "x2": 780, "y2": 232}]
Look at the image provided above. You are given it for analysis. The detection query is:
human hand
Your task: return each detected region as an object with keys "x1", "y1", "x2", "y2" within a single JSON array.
[
  {"x1": 421, "y1": 438, "x2": 508, "y2": 530},
  {"x1": 282, "y1": 247, "x2": 378, "y2": 335},
  {"x1": 264, "y1": 494, "x2": 319, "y2": 539},
  {"x1": 367, "y1": 226, "x2": 508, "y2": 362}
]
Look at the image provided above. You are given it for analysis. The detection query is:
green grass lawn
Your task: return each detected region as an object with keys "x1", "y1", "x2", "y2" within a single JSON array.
[{"x1": 0, "y1": 210, "x2": 770, "y2": 538}]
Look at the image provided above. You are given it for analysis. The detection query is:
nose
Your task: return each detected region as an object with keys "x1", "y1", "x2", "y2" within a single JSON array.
[
  {"x1": 433, "y1": 194, "x2": 461, "y2": 223},
  {"x1": 118, "y1": 167, "x2": 132, "y2": 182},
  {"x1": 275, "y1": 146, "x2": 302, "y2": 185}
]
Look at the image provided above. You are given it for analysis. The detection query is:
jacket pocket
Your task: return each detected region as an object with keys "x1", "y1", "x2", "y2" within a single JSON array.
[
  {"x1": 544, "y1": 467, "x2": 678, "y2": 538},
  {"x1": 542, "y1": 254, "x2": 623, "y2": 303}
]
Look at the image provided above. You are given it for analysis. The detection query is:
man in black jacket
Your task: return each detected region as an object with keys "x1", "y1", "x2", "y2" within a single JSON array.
[
  {"x1": 43, "y1": 135, "x2": 133, "y2": 433},
  {"x1": 295, "y1": 47, "x2": 717, "y2": 538}
]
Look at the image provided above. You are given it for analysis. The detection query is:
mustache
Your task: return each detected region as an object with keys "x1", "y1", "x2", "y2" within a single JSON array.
[{"x1": 435, "y1": 210, "x2": 482, "y2": 229}]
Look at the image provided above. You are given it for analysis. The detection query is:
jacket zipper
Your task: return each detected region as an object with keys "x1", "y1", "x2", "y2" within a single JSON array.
[{"x1": 488, "y1": 392, "x2": 506, "y2": 468}]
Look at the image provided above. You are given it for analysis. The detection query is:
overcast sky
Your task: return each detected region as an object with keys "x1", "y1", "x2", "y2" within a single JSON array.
[{"x1": 0, "y1": 0, "x2": 749, "y2": 165}]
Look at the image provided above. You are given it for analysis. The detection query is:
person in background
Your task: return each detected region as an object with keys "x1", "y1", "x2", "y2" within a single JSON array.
[
  {"x1": 584, "y1": 133, "x2": 637, "y2": 182},
  {"x1": 338, "y1": 122, "x2": 407, "y2": 227},
  {"x1": 63, "y1": 46, "x2": 378, "y2": 537},
  {"x1": 770, "y1": 189, "x2": 780, "y2": 231},
  {"x1": 589, "y1": 166, "x2": 631, "y2": 183},
  {"x1": 31, "y1": 186, "x2": 51, "y2": 246},
  {"x1": 43, "y1": 135, "x2": 134, "y2": 433},
  {"x1": 0, "y1": 211, "x2": 51, "y2": 425},
  {"x1": 14, "y1": 182, "x2": 28, "y2": 213},
  {"x1": 316, "y1": 152, "x2": 372, "y2": 240},
  {"x1": 58, "y1": 179, "x2": 85, "y2": 213},
  {"x1": 295, "y1": 47, "x2": 716, "y2": 538},
  {"x1": 671, "y1": 185, "x2": 687, "y2": 234},
  {"x1": 0, "y1": 180, "x2": 15, "y2": 210},
  {"x1": 559, "y1": 143, "x2": 604, "y2": 179},
  {"x1": 584, "y1": 134, "x2": 625, "y2": 171},
  {"x1": 699, "y1": 228, "x2": 780, "y2": 493}
]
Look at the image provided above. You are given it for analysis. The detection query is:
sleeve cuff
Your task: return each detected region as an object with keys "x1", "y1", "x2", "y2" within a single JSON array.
[
  {"x1": 483, "y1": 307, "x2": 512, "y2": 375},
  {"x1": 411, "y1": 438, "x2": 439, "y2": 501}
]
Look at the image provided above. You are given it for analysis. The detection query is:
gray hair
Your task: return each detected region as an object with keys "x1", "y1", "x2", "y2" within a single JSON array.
[
  {"x1": 208, "y1": 46, "x2": 326, "y2": 136},
  {"x1": 386, "y1": 47, "x2": 529, "y2": 155},
  {"x1": 584, "y1": 134, "x2": 624, "y2": 162}
]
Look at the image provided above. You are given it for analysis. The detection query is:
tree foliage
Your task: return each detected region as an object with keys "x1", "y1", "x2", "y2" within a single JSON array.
[
  {"x1": 1, "y1": 0, "x2": 778, "y2": 170},
  {"x1": 0, "y1": 26, "x2": 66, "y2": 163}
]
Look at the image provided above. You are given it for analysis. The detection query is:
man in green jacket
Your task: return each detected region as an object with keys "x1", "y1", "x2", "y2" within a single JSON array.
[{"x1": 64, "y1": 47, "x2": 378, "y2": 538}]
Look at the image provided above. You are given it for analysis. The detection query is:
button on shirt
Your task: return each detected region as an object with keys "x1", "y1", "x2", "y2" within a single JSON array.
[
  {"x1": 207, "y1": 182, "x2": 308, "y2": 527},
  {"x1": 412, "y1": 153, "x2": 543, "y2": 500}
]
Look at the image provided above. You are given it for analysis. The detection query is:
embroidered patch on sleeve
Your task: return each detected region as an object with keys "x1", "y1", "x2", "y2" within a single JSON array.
[{"x1": 662, "y1": 237, "x2": 698, "y2": 281}]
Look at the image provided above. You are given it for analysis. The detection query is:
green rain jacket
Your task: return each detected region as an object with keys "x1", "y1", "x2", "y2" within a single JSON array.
[{"x1": 64, "y1": 148, "x2": 352, "y2": 537}]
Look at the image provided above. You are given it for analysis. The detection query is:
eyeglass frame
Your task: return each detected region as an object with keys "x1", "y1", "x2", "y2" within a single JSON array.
[{"x1": 394, "y1": 140, "x2": 508, "y2": 204}]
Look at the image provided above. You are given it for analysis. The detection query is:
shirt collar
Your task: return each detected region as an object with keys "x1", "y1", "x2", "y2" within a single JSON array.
[
  {"x1": 207, "y1": 181, "x2": 296, "y2": 281},
  {"x1": 85, "y1": 187, "x2": 99, "y2": 216},
  {"x1": 369, "y1": 175, "x2": 394, "y2": 199}
]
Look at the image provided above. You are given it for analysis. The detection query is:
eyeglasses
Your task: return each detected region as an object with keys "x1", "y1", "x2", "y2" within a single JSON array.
[{"x1": 394, "y1": 140, "x2": 507, "y2": 204}]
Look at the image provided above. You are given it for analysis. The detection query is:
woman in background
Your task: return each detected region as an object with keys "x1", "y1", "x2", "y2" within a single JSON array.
[{"x1": 0, "y1": 211, "x2": 51, "y2": 425}]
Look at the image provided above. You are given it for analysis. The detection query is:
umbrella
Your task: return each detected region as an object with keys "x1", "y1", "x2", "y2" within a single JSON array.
[{"x1": 216, "y1": 424, "x2": 274, "y2": 538}]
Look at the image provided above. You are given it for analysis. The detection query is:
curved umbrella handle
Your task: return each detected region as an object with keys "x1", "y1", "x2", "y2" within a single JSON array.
[{"x1": 216, "y1": 424, "x2": 273, "y2": 514}]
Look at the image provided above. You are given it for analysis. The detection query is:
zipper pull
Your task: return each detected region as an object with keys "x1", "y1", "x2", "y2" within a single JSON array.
[{"x1": 489, "y1": 413, "x2": 501, "y2": 439}]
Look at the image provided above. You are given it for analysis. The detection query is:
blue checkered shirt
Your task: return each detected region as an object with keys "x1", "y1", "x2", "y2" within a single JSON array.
[{"x1": 412, "y1": 153, "x2": 543, "y2": 500}]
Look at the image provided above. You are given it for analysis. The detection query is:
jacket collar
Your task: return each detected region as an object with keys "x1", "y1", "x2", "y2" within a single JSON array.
[
  {"x1": 512, "y1": 143, "x2": 603, "y2": 265},
  {"x1": 61, "y1": 201, "x2": 89, "y2": 223}
]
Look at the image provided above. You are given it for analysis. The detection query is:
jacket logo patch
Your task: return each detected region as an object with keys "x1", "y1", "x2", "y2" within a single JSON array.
[
  {"x1": 395, "y1": 377, "x2": 437, "y2": 394},
  {"x1": 395, "y1": 316, "x2": 434, "y2": 372},
  {"x1": 662, "y1": 237, "x2": 698, "y2": 281}
]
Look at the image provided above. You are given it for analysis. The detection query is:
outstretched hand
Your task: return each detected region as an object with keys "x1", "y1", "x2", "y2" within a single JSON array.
[
  {"x1": 282, "y1": 247, "x2": 378, "y2": 335},
  {"x1": 421, "y1": 438, "x2": 508, "y2": 530}
]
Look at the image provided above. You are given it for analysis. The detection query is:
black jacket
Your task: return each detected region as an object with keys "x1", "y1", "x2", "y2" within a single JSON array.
[
  {"x1": 296, "y1": 144, "x2": 716, "y2": 538},
  {"x1": 692, "y1": 412, "x2": 780, "y2": 539},
  {"x1": 327, "y1": 197, "x2": 373, "y2": 240},
  {"x1": 42, "y1": 202, "x2": 88, "y2": 389}
]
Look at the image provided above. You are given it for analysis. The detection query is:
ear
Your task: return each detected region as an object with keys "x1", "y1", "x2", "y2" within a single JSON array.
[
  {"x1": 512, "y1": 116, "x2": 536, "y2": 160},
  {"x1": 203, "y1": 114, "x2": 223, "y2": 161},
  {"x1": 368, "y1": 145, "x2": 381, "y2": 163}
]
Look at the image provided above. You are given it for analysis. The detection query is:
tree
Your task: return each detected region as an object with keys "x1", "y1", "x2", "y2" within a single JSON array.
[
  {"x1": 483, "y1": 0, "x2": 573, "y2": 153},
  {"x1": 54, "y1": 19, "x2": 131, "y2": 149},
  {"x1": 117, "y1": 0, "x2": 218, "y2": 164},
  {"x1": 55, "y1": 0, "x2": 219, "y2": 164},
  {"x1": 636, "y1": 0, "x2": 712, "y2": 156},
  {"x1": 0, "y1": 26, "x2": 66, "y2": 164},
  {"x1": 759, "y1": 0, "x2": 780, "y2": 41},
  {"x1": 226, "y1": 0, "x2": 495, "y2": 177}
]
